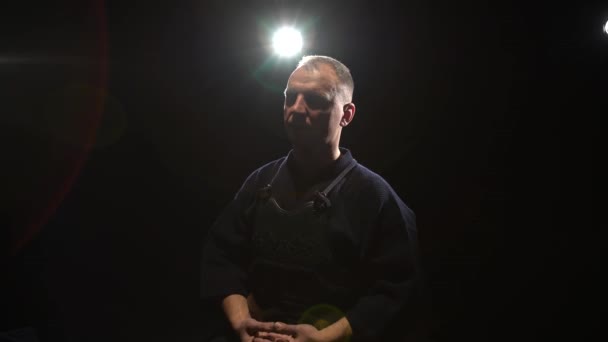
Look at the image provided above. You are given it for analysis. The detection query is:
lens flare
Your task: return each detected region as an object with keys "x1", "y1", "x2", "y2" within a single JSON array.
[{"x1": 272, "y1": 27, "x2": 303, "y2": 57}]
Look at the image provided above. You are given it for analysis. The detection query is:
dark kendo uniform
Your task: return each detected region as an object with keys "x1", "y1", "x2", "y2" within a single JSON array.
[{"x1": 201, "y1": 148, "x2": 419, "y2": 342}]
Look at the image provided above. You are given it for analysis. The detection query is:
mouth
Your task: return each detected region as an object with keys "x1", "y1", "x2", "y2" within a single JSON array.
[{"x1": 288, "y1": 116, "x2": 308, "y2": 128}]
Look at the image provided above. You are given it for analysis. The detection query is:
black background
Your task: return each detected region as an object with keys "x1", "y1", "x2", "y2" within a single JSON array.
[{"x1": 1, "y1": 0, "x2": 601, "y2": 341}]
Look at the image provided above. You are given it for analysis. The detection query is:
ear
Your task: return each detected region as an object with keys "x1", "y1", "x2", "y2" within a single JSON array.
[{"x1": 340, "y1": 103, "x2": 356, "y2": 127}]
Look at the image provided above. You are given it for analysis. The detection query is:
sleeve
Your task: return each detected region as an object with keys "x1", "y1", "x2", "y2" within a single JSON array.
[
  {"x1": 345, "y1": 189, "x2": 419, "y2": 342},
  {"x1": 199, "y1": 170, "x2": 261, "y2": 302}
]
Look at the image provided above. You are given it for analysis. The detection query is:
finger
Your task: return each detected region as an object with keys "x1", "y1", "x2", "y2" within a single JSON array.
[
  {"x1": 270, "y1": 336, "x2": 293, "y2": 342},
  {"x1": 248, "y1": 320, "x2": 276, "y2": 332},
  {"x1": 257, "y1": 333, "x2": 293, "y2": 342},
  {"x1": 251, "y1": 337, "x2": 273, "y2": 342},
  {"x1": 259, "y1": 332, "x2": 294, "y2": 339},
  {"x1": 272, "y1": 322, "x2": 298, "y2": 336}
]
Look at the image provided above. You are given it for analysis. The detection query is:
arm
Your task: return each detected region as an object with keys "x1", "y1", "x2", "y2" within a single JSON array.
[
  {"x1": 201, "y1": 165, "x2": 289, "y2": 341},
  {"x1": 317, "y1": 317, "x2": 352, "y2": 342},
  {"x1": 200, "y1": 170, "x2": 260, "y2": 302},
  {"x1": 221, "y1": 293, "x2": 265, "y2": 326},
  {"x1": 222, "y1": 294, "x2": 252, "y2": 330},
  {"x1": 200, "y1": 170, "x2": 263, "y2": 341},
  {"x1": 344, "y1": 190, "x2": 419, "y2": 342}
]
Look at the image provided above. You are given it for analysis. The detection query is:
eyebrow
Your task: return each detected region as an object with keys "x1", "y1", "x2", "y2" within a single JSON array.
[{"x1": 283, "y1": 88, "x2": 334, "y2": 100}]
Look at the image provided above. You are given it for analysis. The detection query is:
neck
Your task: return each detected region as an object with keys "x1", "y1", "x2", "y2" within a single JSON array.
[{"x1": 291, "y1": 143, "x2": 341, "y2": 171}]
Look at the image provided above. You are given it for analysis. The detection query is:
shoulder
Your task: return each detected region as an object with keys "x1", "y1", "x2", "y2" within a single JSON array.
[
  {"x1": 347, "y1": 163, "x2": 416, "y2": 222},
  {"x1": 236, "y1": 156, "x2": 286, "y2": 196},
  {"x1": 348, "y1": 163, "x2": 395, "y2": 201}
]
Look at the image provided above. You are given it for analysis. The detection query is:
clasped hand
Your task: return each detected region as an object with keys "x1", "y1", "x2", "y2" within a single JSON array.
[{"x1": 236, "y1": 318, "x2": 323, "y2": 342}]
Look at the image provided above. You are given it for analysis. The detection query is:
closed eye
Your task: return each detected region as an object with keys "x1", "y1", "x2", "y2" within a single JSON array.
[
  {"x1": 285, "y1": 92, "x2": 297, "y2": 106},
  {"x1": 304, "y1": 93, "x2": 331, "y2": 110},
  {"x1": 284, "y1": 91, "x2": 332, "y2": 110}
]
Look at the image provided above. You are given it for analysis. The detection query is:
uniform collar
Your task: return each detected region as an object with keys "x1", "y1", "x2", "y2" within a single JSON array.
[{"x1": 285, "y1": 147, "x2": 353, "y2": 185}]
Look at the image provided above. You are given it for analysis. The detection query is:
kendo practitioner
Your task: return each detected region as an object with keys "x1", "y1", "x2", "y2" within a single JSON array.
[{"x1": 201, "y1": 55, "x2": 419, "y2": 342}]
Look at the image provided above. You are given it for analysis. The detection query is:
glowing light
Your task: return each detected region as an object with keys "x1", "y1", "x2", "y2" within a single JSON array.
[
  {"x1": 299, "y1": 304, "x2": 345, "y2": 329},
  {"x1": 604, "y1": 20, "x2": 608, "y2": 35},
  {"x1": 272, "y1": 27, "x2": 303, "y2": 57}
]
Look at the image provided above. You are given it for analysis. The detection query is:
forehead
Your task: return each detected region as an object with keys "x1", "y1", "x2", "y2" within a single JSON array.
[{"x1": 285, "y1": 64, "x2": 338, "y2": 94}]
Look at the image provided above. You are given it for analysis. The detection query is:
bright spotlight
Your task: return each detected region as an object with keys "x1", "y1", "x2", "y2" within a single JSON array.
[
  {"x1": 604, "y1": 20, "x2": 608, "y2": 35},
  {"x1": 272, "y1": 27, "x2": 302, "y2": 57}
]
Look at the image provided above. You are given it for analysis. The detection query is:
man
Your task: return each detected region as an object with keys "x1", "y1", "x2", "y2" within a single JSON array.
[{"x1": 201, "y1": 56, "x2": 418, "y2": 342}]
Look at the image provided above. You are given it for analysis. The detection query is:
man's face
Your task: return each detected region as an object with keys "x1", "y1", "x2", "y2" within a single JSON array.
[{"x1": 283, "y1": 64, "x2": 345, "y2": 147}]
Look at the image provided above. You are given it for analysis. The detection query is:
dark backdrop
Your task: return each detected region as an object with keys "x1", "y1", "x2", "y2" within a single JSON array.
[{"x1": 1, "y1": 0, "x2": 600, "y2": 341}]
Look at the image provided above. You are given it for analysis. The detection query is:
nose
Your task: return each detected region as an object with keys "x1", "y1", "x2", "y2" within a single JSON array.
[{"x1": 290, "y1": 94, "x2": 307, "y2": 114}]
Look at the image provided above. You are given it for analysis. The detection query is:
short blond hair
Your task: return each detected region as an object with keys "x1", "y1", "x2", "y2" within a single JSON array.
[{"x1": 297, "y1": 55, "x2": 354, "y2": 102}]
